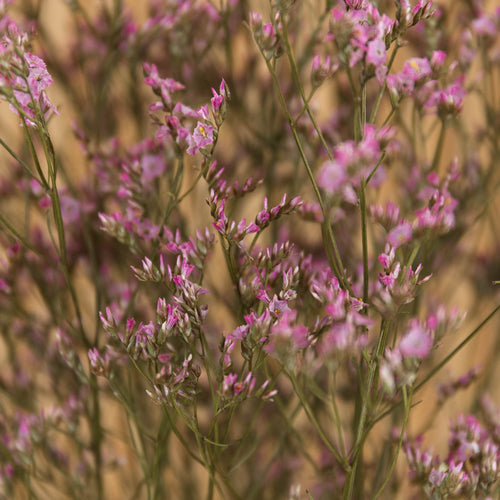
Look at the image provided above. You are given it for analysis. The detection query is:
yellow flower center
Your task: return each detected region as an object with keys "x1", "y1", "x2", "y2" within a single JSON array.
[
  {"x1": 198, "y1": 125, "x2": 207, "y2": 138},
  {"x1": 410, "y1": 60, "x2": 421, "y2": 73}
]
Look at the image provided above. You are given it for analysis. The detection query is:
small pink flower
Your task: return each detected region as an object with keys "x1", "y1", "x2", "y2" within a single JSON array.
[
  {"x1": 387, "y1": 221, "x2": 412, "y2": 248},
  {"x1": 471, "y1": 15, "x2": 497, "y2": 38},
  {"x1": 158, "y1": 353, "x2": 171, "y2": 363},
  {"x1": 144, "y1": 63, "x2": 184, "y2": 105},
  {"x1": 311, "y1": 54, "x2": 337, "y2": 86},
  {"x1": 398, "y1": 321, "x2": 432, "y2": 358},
  {"x1": 430, "y1": 50, "x2": 446, "y2": 70},
  {"x1": 186, "y1": 121, "x2": 214, "y2": 155},
  {"x1": 269, "y1": 295, "x2": 290, "y2": 318},
  {"x1": 24, "y1": 53, "x2": 53, "y2": 98},
  {"x1": 366, "y1": 38, "x2": 387, "y2": 83}
]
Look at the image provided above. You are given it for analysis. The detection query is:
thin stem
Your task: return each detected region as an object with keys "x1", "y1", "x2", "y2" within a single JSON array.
[
  {"x1": 361, "y1": 82, "x2": 367, "y2": 134},
  {"x1": 371, "y1": 304, "x2": 500, "y2": 428},
  {"x1": 90, "y1": 378, "x2": 104, "y2": 500},
  {"x1": 430, "y1": 119, "x2": 446, "y2": 172},
  {"x1": 20, "y1": 117, "x2": 48, "y2": 188},
  {"x1": 330, "y1": 370, "x2": 346, "y2": 458},
  {"x1": 369, "y1": 43, "x2": 400, "y2": 124},
  {"x1": 345, "y1": 66, "x2": 361, "y2": 142},
  {"x1": 280, "y1": 18, "x2": 334, "y2": 162},
  {"x1": 177, "y1": 169, "x2": 204, "y2": 203},
  {"x1": 0, "y1": 136, "x2": 37, "y2": 180},
  {"x1": 414, "y1": 303, "x2": 500, "y2": 393},
  {"x1": 0, "y1": 214, "x2": 46, "y2": 260},
  {"x1": 160, "y1": 404, "x2": 204, "y2": 466},
  {"x1": 344, "y1": 321, "x2": 390, "y2": 499},
  {"x1": 287, "y1": 371, "x2": 348, "y2": 469},
  {"x1": 248, "y1": 231, "x2": 261, "y2": 254},
  {"x1": 373, "y1": 386, "x2": 412, "y2": 499},
  {"x1": 366, "y1": 151, "x2": 386, "y2": 185},
  {"x1": 360, "y1": 179, "x2": 369, "y2": 304},
  {"x1": 152, "y1": 416, "x2": 170, "y2": 500},
  {"x1": 262, "y1": 54, "x2": 349, "y2": 291}
]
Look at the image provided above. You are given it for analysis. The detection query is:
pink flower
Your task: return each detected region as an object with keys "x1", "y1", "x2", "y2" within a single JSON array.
[
  {"x1": 222, "y1": 372, "x2": 256, "y2": 397},
  {"x1": 398, "y1": 321, "x2": 432, "y2": 358},
  {"x1": 387, "y1": 57, "x2": 432, "y2": 97},
  {"x1": 4, "y1": 49, "x2": 58, "y2": 125},
  {"x1": 211, "y1": 79, "x2": 228, "y2": 113},
  {"x1": 387, "y1": 221, "x2": 412, "y2": 248},
  {"x1": 141, "y1": 154, "x2": 166, "y2": 182},
  {"x1": 311, "y1": 54, "x2": 338, "y2": 86},
  {"x1": 424, "y1": 77, "x2": 466, "y2": 117},
  {"x1": 318, "y1": 125, "x2": 390, "y2": 201},
  {"x1": 264, "y1": 310, "x2": 309, "y2": 368},
  {"x1": 318, "y1": 160, "x2": 348, "y2": 194},
  {"x1": 430, "y1": 50, "x2": 447, "y2": 71},
  {"x1": 378, "y1": 246, "x2": 395, "y2": 269},
  {"x1": 471, "y1": 15, "x2": 497, "y2": 38},
  {"x1": 269, "y1": 295, "x2": 290, "y2": 318},
  {"x1": 186, "y1": 121, "x2": 214, "y2": 155},
  {"x1": 24, "y1": 53, "x2": 53, "y2": 98},
  {"x1": 366, "y1": 38, "x2": 387, "y2": 83},
  {"x1": 403, "y1": 57, "x2": 432, "y2": 81},
  {"x1": 144, "y1": 63, "x2": 184, "y2": 105},
  {"x1": 379, "y1": 262, "x2": 400, "y2": 288}
]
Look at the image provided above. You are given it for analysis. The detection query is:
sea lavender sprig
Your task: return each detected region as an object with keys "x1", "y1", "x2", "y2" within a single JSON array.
[{"x1": 1, "y1": 0, "x2": 500, "y2": 498}]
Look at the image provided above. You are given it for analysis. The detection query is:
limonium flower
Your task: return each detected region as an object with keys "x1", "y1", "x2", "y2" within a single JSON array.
[
  {"x1": 186, "y1": 121, "x2": 214, "y2": 155},
  {"x1": 318, "y1": 124, "x2": 391, "y2": 202},
  {"x1": 3, "y1": 0, "x2": 500, "y2": 497},
  {"x1": 387, "y1": 221, "x2": 413, "y2": 248},
  {"x1": 0, "y1": 26, "x2": 58, "y2": 125},
  {"x1": 398, "y1": 320, "x2": 433, "y2": 359}
]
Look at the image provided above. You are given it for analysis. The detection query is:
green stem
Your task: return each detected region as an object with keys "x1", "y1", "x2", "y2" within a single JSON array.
[
  {"x1": 177, "y1": 170, "x2": 204, "y2": 203},
  {"x1": 288, "y1": 371, "x2": 348, "y2": 469},
  {"x1": 369, "y1": 43, "x2": 400, "y2": 124},
  {"x1": 373, "y1": 386, "x2": 412, "y2": 499},
  {"x1": 0, "y1": 136, "x2": 37, "y2": 180},
  {"x1": 344, "y1": 322, "x2": 390, "y2": 499},
  {"x1": 161, "y1": 157, "x2": 185, "y2": 228},
  {"x1": 90, "y1": 377, "x2": 104, "y2": 499},
  {"x1": 262, "y1": 55, "x2": 349, "y2": 291},
  {"x1": 360, "y1": 180, "x2": 369, "y2": 304},
  {"x1": 152, "y1": 416, "x2": 170, "y2": 500},
  {"x1": 345, "y1": 66, "x2": 361, "y2": 142},
  {"x1": 430, "y1": 119, "x2": 446, "y2": 172},
  {"x1": 414, "y1": 303, "x2": 500, "y2": 393},
  {"x1": 280, "y1": 18, "x2": 334, "y2": 161},
  {"x1": 330, "y1": 370, "x2": 346, "y2": 458},
  {"x1": 20, "y1": 117, "x2": 48, "y2": 188},
  {"x1": 159, "y1": 404, "x2": 204, "y2": 466},
  {"x1": 366, "y1": 151, "x2": 386, "y2": 185},
  {"x1": 361, "y1": 82, "x2": 367, "y2": 134},
  {"x1": 371, "y1": 304, "x2": 500, "y2": 428},
  {"x1": 0, "y1": 214, "x2": 46, "y2": 260}
]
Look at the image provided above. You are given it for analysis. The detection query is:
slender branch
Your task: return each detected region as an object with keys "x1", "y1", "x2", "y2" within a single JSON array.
[
  {"x1": 414, "y1": 303, "x2": 500, "y2": 393},
  {"x1": 262, "y1": 54, "x2": 350, "y2": 291},
  {"x1": 360, "y1": 179, "x2": 369, "y2": 304}
]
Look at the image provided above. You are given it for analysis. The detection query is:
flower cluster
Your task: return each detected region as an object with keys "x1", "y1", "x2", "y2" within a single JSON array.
[
  {"x1": 380, "y1": 318, "x2": 434, "y2": 396},
  {"x1": 145, "y1": 64, "x2": 229, "y2": 157},
  {"x1": 406, "y1": 410, "x2": 500, "y2": 498},
  {"x1": 0, "y1": 0, "x2": 500, "y2": 498},
  {"x1": 318, "y1": 124, "x2": 393, "y2": 203},
  {"x1": 0, "y1": 18, "x2": 58, "y2": 125}
]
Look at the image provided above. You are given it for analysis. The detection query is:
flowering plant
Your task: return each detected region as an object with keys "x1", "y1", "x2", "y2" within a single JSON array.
[{"x1": 0, "y1": 0, "x2": 499, "y2": 498}]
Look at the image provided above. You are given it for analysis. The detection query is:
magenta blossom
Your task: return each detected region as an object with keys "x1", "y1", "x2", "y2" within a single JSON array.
[
  {"x1": 186, "y1": 121, "x2": 214, "y2": 155},
  {"x1": 387, "y1": 221, "x2": 412, "y2": 248},
  {"x1": 398, "y1": 320, "x2": 433, "y2": 359}
]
